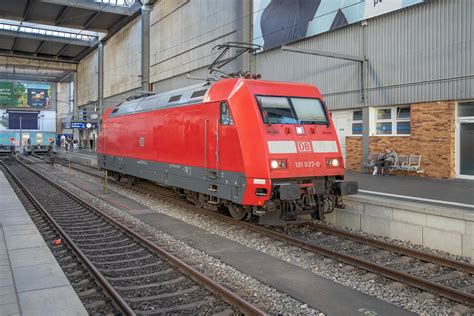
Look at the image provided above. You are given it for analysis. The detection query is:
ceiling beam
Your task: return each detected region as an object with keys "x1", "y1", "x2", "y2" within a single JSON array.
[
  {"x1": 74, "y1": 46, "x2": 94, "y2": 61},
  {"x1": 0, "y1": 72, "x2": 63, "y2": 82},
  {"x1": 10, "y1": 38, "x2": 18, "y2": 52},
  {"x1": 0, "y1": 28, "x2": 96, "y2": 46},
  {"x1": 0, "y1": 50, "x2": 79, "y2": 66},
  {"x1": 55, "y1": 43, "x2": 69, "y2": 57},
  {"x1": 38, "y1": 0, "x2": 133, "y2": 15},
  {"x1": 54, "y1": 6, "x2": 71, "y2": 26},
  {"x1": 33, "y1": 41, "x2": 46, "y2": 55},
  {"x1": 22, "y1": 0, "x2": 33, "y2": 21}
]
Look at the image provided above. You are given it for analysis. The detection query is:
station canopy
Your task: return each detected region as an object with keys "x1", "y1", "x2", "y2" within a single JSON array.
[{"x1": 0, "y1": 0, "x2": 141, "y2": 81}]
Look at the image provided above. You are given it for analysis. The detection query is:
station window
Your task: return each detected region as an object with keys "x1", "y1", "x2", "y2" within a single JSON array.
[
  {"x1": 352, "y1": 110, "x2": 363, "y2": 135},
  {"x1": 458, "y1": 101, "x2": 474, "y2": 117},
  {"x1": 220, "y1": 102, "x2": 233, "y2": 125},
  {"x1": 376, "y1": 106, "x2": 410, "y2": 135}
]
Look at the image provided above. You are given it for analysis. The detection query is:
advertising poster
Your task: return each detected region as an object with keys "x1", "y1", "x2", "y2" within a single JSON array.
[
  {"x1": 27, "y1": 88, "x2": 49, "y2": 107},
  {"x1": 0, "y1": 81, "x2": 51, "y2": 109},
  {"x1": 253, "y1": 0, "x2": 424, "y2": 50}
]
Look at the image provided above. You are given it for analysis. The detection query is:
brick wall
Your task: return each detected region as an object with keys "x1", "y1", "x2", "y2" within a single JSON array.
[
  {"x1": 346, "y1": 136, "x2": 363, "y2": 171},
  {"x1": 345, "y1": 101, "x2": 456, "y2": 178}
]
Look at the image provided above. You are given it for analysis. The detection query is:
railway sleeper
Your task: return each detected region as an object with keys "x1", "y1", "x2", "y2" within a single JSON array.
[
  {"x1": 91, "y1": 254, "x2": 153, "y2": 265},
  {"x1": 100, "y1": 262, "x2": 164, "y2": 273},
  {"x1": 105, "y1": 268, "x2": 174, "y2": 281},
  {"x1": 125, "y1": 285, "x2": 200, "y2": 303},
  {"x1": 115, "y1": 276, "x2": 187, "y2": 291},
  {"x1": 132, "y1": 299, "x2": 211, "y2": 315},
  {"x1": 81, "y1": 243, "x2": 139, "y2": 254},
  {"x1": 86, "y1": 248, "x2": 147, "y2": 259}
]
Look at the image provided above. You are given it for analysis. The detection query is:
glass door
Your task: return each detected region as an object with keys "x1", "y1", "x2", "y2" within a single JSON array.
[
  {"x1": 457, "y1": 102, "x2": 474, "y2": 178},
  {"x1": 459, "y1": 122, "x2": 474, "y2": 176}
]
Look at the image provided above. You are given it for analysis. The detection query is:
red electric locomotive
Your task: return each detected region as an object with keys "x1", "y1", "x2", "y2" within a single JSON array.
[{"x1": 97, "y1": 77, "x2": 357, "y2": 225}]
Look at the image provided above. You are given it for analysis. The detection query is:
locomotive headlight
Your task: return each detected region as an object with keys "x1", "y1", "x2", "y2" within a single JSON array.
[
  {"x1": 270, "y1": 159, "x2": 287, "y2": 169},
  {"x1": 326, "y1": 158, "x2": 340, "y2": 167},
  {"x1": 271, "y1": 160, "x2": 279, "y2": 169}
]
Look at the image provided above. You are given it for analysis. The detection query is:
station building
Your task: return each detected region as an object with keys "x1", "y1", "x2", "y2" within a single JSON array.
[{"x1": 0, "y1": 0, "x2": 472, "y2": 179}]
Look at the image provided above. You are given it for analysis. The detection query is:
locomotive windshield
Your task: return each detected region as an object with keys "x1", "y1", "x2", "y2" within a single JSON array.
[{"x1": 256, "y1": 95, "x2": 328, "y2": 125}]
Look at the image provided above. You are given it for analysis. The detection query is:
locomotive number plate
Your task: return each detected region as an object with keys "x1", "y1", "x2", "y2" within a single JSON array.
[
  {"x1": 297, "y1": 141, "x2": 312, "y2": 152},
  {"x1": 294, "y1": 160, "x2": 321, "y2": 168}
]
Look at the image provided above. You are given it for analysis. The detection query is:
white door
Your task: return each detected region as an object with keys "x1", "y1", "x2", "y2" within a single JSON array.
[{"x1": 331, "y1": 111, "x2": 352, "y2": 164}]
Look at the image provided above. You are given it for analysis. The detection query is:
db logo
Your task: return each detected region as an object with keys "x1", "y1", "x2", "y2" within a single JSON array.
[{"x1": 297, "y1": 142, "x2": 312, "y2": 152}]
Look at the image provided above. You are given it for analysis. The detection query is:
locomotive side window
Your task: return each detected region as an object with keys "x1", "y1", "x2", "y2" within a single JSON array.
[
  {"x1": 290, "y1": 98, "x2": 328, "y2": 124},
  {"x1": 220, "y1": 102, "x2": 233, "y2": 125},
  {"x1": 256, "y1": 96, "x2": 298, "y2": 124}
]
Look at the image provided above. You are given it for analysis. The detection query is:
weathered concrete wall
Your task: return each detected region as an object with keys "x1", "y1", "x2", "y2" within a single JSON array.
[
  {"x1": 103, "y1": 16, "x2": 142, "y2": 98},
  {"x1": 325, "y1": 195, "x2": 474, "y2": 258},
  {"x1": 77, "y1": 51, "x2": 98, "y2": 106},
  {"x1": 56, "y1": 82, "x2": 70, "y2": 133},
  {"x1": 149, "y1": 0, "x2": 239, "y2": 89}
]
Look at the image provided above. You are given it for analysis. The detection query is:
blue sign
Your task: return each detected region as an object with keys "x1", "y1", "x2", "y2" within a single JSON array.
[{"x1": 71, "y1": 122, "x2": 98, "y2": 129}]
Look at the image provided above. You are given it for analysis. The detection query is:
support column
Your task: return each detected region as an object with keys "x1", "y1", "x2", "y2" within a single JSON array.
[
  {"x1": 141, "y1": 3, "x2": 151, "y2": 91},
  {"x1": 362, "y1": 107, "x2": 370, "y2": 167},
  {"x1": 236, "y1": 0, "x2": 252, "y2": 72},
  {"x1": 98, "y1": 41, "x2": 104, "y2": 115},
  {"x1": 361, "y1": 22, "x2": 369, "y2": 165},
  {"x1": 72, "y1": 71, "x2": 79, "y2": 140}
]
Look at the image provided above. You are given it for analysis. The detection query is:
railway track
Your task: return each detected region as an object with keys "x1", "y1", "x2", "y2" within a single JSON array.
[
  {"x1": 35, "y1": 154, "x2": 474, "y2": 306},
  {"x1": 1, "y1": 158, "x2": 265, "y2": 315}
]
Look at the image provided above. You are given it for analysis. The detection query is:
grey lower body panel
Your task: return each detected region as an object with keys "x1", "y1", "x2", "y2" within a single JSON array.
[{"x1": 98, "y1": 154, "x2": 246, "y2": 204}]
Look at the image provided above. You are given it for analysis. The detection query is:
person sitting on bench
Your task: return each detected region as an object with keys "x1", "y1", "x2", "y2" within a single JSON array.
[{"x1": 373, "y1": 148, "x2": 398, "y2": 176}]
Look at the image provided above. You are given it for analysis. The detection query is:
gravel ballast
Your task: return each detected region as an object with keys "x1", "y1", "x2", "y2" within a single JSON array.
[
  {"x1": 41, "y1": 161, "x2": 471, "y2": 314},
  {"x1": 30, "y1": 162, "x2": 323, "y2": 315}
]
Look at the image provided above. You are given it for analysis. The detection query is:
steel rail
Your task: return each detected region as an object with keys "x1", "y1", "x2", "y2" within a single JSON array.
[
  {"x1": 8, "y1": 158, "x2": 266, "y2": 316},
  {"x1": 43, "y1": 155, "x2": 474, "y2": 305},
  {"x1": 1, "y1": 160, "x2": 135, "y2": 315},
  {"x1": 306, "y1": 222, "x2": 474, "y2": 274},
  {"x1": 124, "y1": 186, "x2": 474, "y2": 305}
]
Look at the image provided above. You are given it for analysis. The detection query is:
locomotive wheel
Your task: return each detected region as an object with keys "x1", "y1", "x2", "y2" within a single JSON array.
[
  {"x1": 312, "y1": 209, "x2": 325, "y2": 221},
  {"x1": 228, "y1": 204, "x2": 247, "y2": 221},
  {"x1": 109, "y1": 171, "x2": 121, "y2": 181}
]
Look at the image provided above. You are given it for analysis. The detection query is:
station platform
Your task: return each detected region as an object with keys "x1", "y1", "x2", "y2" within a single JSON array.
[
  {"x1": 345, "y1": 170, "x2": 474, "y2": 209},
  {"x1": 52, "y1": 148, "x2": 97, "y2": 168},
  {"x1": 0, "y1": 171, "x2": 87, "y2": 315},
  {"x1": 329, "y1": 171, "x2": 474, "y2": 258},
  {"x1": 54, "y1": 148, "x2": 96, "y2": 158}
]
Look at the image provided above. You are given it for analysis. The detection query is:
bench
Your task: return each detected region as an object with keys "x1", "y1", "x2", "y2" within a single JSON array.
[
  {"x1": 364, "y1": 152, "x2": 382, "y2": 169},
  {"x1": 365, "y1": 153, "x2": 424, "y2": 174},
  {"x1": 396, "y1": 154, "x2": 424, "y2": 173}
]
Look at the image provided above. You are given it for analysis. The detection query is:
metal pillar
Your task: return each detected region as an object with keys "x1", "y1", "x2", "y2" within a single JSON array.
[
  {"x1": 236, "y1": 0, "x2": 252, "y2": 72},
  {"x1": 362, "y1": 107, "x2": 370, "y2": 165},
  {"x1": 141, "y1": 3, "x2": 151, "y2": 91},
  {"x1": 361, "y1": 23, "x2": 369, "y2": 165},
  {"x1": 98, "y1": 41, "x2": 104, "y2": 115}
]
